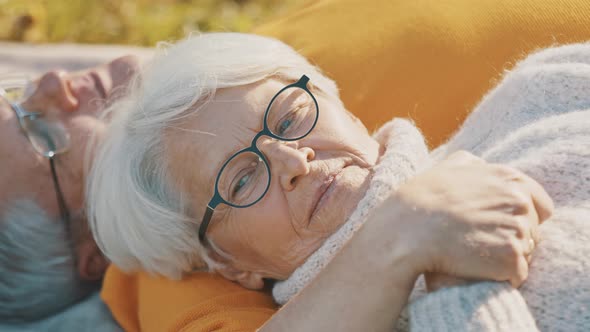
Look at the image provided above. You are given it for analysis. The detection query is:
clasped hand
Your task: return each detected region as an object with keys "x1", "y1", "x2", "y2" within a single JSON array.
[{"x1": 386, "y1": 151, "x2": 553, "y2": 289}]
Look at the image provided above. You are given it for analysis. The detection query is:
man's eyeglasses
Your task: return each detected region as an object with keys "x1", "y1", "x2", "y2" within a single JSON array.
[
  {"x1": 0, "y1": 76, "x2": 72, "y2": 237},
  {"x1": 198, "y1": 75, "x2": 319, "y2": 242}
]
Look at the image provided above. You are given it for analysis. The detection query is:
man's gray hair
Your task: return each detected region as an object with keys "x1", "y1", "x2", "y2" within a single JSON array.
[
  {"x1": 87, "y1": 32, "x2": 340, "y2": 279},
  {"x1": 0, "y1": 200, "x2": 98, "y2": 322}
]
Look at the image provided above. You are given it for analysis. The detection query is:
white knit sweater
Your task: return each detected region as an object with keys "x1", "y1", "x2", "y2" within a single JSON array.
[
  {"x1": 409, "y1": 43, "x2": 590, "y2": 332},
  {"x1": 273, "y1": 43, "x2": 590, "y2": 331}
]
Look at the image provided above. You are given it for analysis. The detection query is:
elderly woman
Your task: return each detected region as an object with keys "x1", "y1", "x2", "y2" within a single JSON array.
[{"x1": 89, "y1": 33, "x2": 560, "y2": 331}]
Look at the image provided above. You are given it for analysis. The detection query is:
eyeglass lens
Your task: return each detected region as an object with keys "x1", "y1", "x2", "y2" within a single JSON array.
[
  {"x1": 1, "y1": 78, "x2": 71, "y2": 157},
  {"x1": 20, "y1": 116, "x2": 70, "y2": 158}
]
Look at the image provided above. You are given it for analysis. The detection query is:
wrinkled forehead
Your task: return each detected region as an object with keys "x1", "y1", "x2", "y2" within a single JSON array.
[
  {"x1": 164, "y1": 78, "x2": 285, "y2": 199},
  {"x1": 0, "y1": 95, "x2": 13, "y2": 116},
  {"x1": 191, "y1": 78, "x2": 287, "y2": 150}
]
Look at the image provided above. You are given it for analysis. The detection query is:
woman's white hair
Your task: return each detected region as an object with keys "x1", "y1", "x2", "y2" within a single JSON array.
[{"x1": 87, "y1": 32, "x2": 340, "y2": 279}]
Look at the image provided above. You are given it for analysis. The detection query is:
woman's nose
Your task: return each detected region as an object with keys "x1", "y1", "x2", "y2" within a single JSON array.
[
  {"x1": 259, "y1": 138, "x2": 315, "y2": 191},
  {"x1": 24, "y1": 70, "x2": 78, "y2": 114}
]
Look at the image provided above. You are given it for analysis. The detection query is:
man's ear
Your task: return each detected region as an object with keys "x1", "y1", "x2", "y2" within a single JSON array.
[
  {"x1": 215, "y1": 264, "x2": 265, "y2": 290},
  {"x1": 77, "y1": 240, "x2": 109, "y2": 280}
]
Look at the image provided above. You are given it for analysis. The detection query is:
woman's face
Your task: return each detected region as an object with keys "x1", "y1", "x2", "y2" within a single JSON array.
[{"x1": 167, "y1": 78, "x2": 381, "y2": 288}]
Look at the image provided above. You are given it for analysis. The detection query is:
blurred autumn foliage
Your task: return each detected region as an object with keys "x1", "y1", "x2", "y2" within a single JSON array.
[{"x1": 0, "y1": 0, "x2": 304, "y2": 45}]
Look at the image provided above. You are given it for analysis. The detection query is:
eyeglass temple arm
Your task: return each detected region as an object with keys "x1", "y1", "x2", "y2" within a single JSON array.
[
  {"x1": 198, "y1": 206, "x2": 215, "y2": 242},
  {"x1": 48, "y1": 156, "x2": 76, "y2": 262}
]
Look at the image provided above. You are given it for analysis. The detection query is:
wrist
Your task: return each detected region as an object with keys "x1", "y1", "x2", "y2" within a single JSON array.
[
  {"x1": 361, "y1": 196, "x2": 425, "y2": 286},
  {"x1": 390, "y1": 187, "x2": 446, "y2": 274}
]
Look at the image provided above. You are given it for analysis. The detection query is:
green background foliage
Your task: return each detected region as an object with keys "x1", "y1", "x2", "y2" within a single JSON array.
[{"x1": 0, "y1": 0, "x2": 304, "y2": 45}]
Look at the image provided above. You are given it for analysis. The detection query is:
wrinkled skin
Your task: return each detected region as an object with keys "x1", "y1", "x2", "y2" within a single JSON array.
[{"x1": 0, "y1": 55, "x2": 139, "y2": 280}]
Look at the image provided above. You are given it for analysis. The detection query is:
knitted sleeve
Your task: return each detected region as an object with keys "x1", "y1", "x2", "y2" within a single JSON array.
[{"x1": 408, "y1": 282, "x2": 539, "y2": 332}]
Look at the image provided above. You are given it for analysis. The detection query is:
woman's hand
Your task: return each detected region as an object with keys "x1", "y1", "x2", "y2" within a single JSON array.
[{"x1": 383, "y1": 151, "x2": 553, "y2": 287}]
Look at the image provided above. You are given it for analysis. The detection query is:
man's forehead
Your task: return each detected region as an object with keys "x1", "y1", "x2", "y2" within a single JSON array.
[
  {"x1": 0, "y1": 95, "x2": 19, "y2": 123},
  {"x1": 0, "y1": 96, "x2": 11, "y2": 112}
]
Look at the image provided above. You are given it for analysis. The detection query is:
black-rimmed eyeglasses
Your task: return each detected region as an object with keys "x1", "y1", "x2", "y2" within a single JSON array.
[{"x1": 198, "y1": 75, "x2": 319, "y2": 242}]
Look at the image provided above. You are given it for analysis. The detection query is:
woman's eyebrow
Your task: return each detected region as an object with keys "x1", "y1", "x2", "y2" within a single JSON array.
[
  {"x1": 208, "y1": 119, "x2": 258, "y2": 181},
  {"x1": 205, "y1": 87, "x2": 273, "y2": 180}
]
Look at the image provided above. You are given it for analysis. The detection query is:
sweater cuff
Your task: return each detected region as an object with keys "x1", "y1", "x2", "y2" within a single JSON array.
[{"x1": 408, "y1": 282, "x2": 539, "y2": 332}]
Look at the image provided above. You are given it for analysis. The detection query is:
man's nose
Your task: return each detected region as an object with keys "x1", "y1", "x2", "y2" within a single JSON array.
[
  {"x1": 24, "y1": 70, "x2": 78, "y2": 114},
  {"x1": 258, "y1": 138, "x2": 315, "y2": 191}
]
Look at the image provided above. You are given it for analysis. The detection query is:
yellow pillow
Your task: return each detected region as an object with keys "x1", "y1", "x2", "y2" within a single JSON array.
[{"x1": 254, "y1": 0, "x2": 590, "y2": 147}]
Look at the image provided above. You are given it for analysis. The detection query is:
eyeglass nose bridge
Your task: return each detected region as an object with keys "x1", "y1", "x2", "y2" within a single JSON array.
[
  {"x1": 247, "y1": 131, "x2": 294, "y2": 167},
  {"x1": 247, "y1": 128, "x2": 275, "y2": 155},
  {"x1": 243, "y1": 132, "x2": 269, "y2": 172}
]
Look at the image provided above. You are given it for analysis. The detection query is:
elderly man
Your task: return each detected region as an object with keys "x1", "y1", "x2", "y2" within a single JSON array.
[
  {"x1": 0, "y1": 45, "x2": 285, "y2": 331},
  {"x1": 0, "y1": 51, "x2": 140, "y2": 331}
]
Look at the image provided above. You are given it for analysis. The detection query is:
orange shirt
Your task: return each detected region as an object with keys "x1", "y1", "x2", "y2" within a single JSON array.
[{"x1": 101, "y1": 266, "x2": 276, "y2": 332}]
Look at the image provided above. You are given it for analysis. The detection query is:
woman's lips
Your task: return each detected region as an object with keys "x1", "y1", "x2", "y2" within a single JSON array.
[{"x1": 309, "y1": 166, "x2": 348, "y2": 222}]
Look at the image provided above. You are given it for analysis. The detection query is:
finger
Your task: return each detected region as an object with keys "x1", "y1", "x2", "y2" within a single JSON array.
[
  {"x1": 510, "y1": 256, "x2": 529, "y2": 288},
  {"x1": 519, "y1": 191, "x2": 542, "y2": 249},
  {"x1": 518, "y1": 172, "x2": 554, "y2": 224},
  {"x1": 530, "y1": 224, "x2": 541, "y2": 244},
  {"x1": 523, "y1": 237, "x2": 536, "y2": 256},
  {"x1": 518, "y1": 218, "x2": 536, "y2": 253}
]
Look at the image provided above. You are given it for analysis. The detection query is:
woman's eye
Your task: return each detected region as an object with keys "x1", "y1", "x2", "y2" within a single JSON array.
[
  {"x1": 277, "y1": 106, "x2": 302, "y2": 136},
  {"x1": 277, "y1": 118, "x2": 293, "y2": 136},
  {"x1": 233, "y1": 172, "x2": 252, "y2": 195}
]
